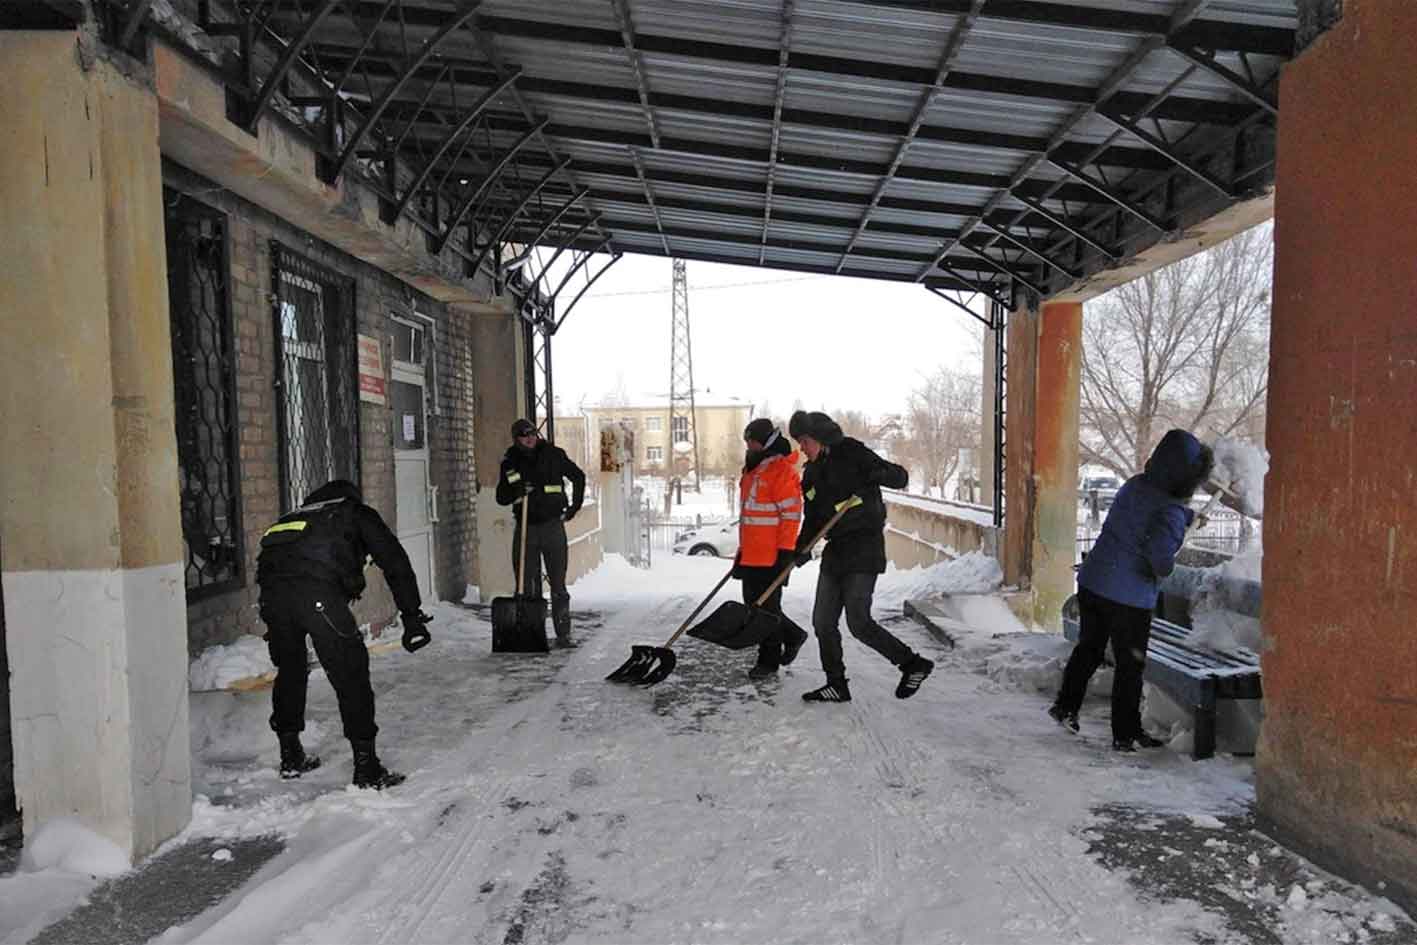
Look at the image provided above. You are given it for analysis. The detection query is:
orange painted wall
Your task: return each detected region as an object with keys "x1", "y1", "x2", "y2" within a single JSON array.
[{"x1": 1258, "y1": 0, "x2": 1417, "y2": 909}]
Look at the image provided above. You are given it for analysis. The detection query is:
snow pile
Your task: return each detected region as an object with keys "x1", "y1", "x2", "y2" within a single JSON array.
[
  {"x1": 1211, "y1": 436, "x2": 1268, "y2": 518},
  {"x1": 873, "y1": 551, "x2": 1003, "y2": 611},
  {"x1": 189, "y1": 635, "x2": 274, "y2": 691},
  {"x1": 1189, "y1": 608, "x2": 1263, "y2": 653},
  {"x1": 20, "y1": 818, "x2": 130, "y2": 877},
  {"x1": 979, "y1": 632, "x2": 1108, "y2": 697}
]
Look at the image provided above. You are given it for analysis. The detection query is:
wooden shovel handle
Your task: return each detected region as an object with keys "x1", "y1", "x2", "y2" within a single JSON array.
[
  {"x1": 751, "y1": 498, "x2": 855, "y2": 607},
  {"x1": 516, "y1": 490, "x2": 531, "y2": 597}
]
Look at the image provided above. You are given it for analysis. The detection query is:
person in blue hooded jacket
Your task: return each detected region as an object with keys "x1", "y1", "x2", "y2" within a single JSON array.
[{"x1": 1049, "y1": 429, "x2": 1213, "y2": 752}]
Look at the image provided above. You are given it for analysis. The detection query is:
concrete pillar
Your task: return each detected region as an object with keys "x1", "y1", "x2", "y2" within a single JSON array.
[
  {"x1": 1257, "y1": 0, "x2": 1417, "y2": 912},
  {"x1": 1002, "y1": 302, "x2": 1038, "y2": 589},
  {"x1": 1029, "y1": 302, "x2": 1083, "y2": 630},
  {"x1": 463, "y1": 299, "x2": 525, "y2": 600},
  {"x1": 0, "y1": 33, "x2": 191, "y2": 860},
  {"x1": 1000, "y1": 299, "x2": 1083, "y2": 629}
]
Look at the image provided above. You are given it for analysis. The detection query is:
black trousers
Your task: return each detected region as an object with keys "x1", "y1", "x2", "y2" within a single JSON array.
[
  {"x1": 812, "y1": 570, "x2": 915, "y2": 682},
  {"x1": 260, "y1": 583, "x2": 376, "y2": 741},
  {"x1": 513, "y1": 518, "x2": 571, "y2": 637},
  {"x1": 1055, "y1": 586, "x2": 1153, "y2": 740},
  {"x1": 740, "y1": 567, "x2": 806, "y2": 668}
]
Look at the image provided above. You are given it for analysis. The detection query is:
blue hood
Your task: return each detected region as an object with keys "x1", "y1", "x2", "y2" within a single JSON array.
[{"x1": 1142, "y1": 429, "x2": 1212, "y2": 499}]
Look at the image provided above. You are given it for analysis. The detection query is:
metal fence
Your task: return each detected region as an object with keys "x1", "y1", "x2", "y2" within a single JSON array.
[
  {"x1": 165, "y1": 192, "x2": 243, "y2": 598},
  {"x1": 1076, "y1": 506, "x2": 1259, "y2": 563}
]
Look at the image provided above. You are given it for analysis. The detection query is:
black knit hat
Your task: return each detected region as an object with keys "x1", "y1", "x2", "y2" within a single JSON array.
[
  {"x1": 510, "y1": 418, "x2": 537, "y2": 438},
  {"x1": 788, "y1": 410, "x2": 811, "y2": 440},
  {"x1": 743, "y1": 418, "x2": 776, "y2": 445},
  {"x1": 789, "y1": 410, "x2": 843, "y2": 446}
]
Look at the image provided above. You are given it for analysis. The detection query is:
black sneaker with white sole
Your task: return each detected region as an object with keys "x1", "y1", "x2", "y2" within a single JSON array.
[
  {"x1": 802, "y1": 679, "x2": 851, "y2": 703},
  {"x1": 895, "y1": 657, "x2": 934, "y2": 699}
]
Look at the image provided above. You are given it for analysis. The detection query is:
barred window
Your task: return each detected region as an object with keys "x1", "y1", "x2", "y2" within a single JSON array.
[
  {"x1": 671, "y1": 415, "x2": 690, "y2": 443},
  {"x1": 164, "y1": 192, "x2": 243, "y2": 598},
  {"x1": 271, "y1": 244, "x2": 360, "y2": 512}
]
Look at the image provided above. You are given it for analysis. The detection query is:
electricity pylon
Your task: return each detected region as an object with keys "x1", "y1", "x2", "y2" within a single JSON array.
[{"x1": 667, "y1": 258, "x2": 702, "y2": 493}]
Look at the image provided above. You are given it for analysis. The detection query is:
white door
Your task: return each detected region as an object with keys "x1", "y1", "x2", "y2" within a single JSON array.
[{"x1": 391, "y1": 371, "x2": 436, "y2": 603}]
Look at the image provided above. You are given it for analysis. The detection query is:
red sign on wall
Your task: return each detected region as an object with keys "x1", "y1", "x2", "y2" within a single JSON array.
[{"x1": 357, "y1": 334, "x2": 386, "y2": 404}]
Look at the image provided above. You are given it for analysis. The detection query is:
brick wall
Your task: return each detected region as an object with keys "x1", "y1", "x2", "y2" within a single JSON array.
[{"x1": 165, "y1": 162, "x2": 483, "y2": 654}]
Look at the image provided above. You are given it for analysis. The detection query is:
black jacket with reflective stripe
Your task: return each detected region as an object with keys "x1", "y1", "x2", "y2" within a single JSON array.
[
  {"x1": 798, "y1": 437, "x2": 908, "y2": 576},
  {"x1": 496, "y1": 440, "x2": 587, "y2": 525},
  {"x1": 256, "y1": 496, "x2": 422, "y2": 613}
]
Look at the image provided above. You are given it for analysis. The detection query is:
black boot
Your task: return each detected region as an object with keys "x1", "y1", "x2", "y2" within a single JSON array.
[
  {"x1": 747, "y1": 661, "x2": 778, "y2": 680},
  {"x1": 779, "y1": 626, "x2": 809, "y2": 667},
  {"x1": 1132, "y1": 731, "x2": 1166, "y2": 749},
  {"x1": 278, "y1": 733, "x2": 321, "y2": 780},
  {"x1": 351, "y1": 739, "x2": 405, "y2": 790},
  {"x1": 802, "y1": 678, "x2": 851, "y2": 703},
  {"x1": 1048, "y1": 703, "x2": 1080, "y2": 733}
]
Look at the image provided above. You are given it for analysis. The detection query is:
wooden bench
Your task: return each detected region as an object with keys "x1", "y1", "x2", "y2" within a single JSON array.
[{"x1": 1061, "y1": 595, "x2": 1262, "y2": 760}]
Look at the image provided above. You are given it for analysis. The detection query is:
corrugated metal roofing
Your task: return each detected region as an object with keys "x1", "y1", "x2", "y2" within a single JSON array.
[{"x1": 243, "y1": 0, "x2": 1295, "y2": 298}]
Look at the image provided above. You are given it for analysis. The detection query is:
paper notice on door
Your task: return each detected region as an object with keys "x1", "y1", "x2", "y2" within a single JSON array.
[{"x1": 403, "y1": 414, "x2": 416, "y2": 442}]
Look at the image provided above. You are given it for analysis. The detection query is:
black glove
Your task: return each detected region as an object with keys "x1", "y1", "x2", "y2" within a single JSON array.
[
  {"x1": 400, "y1": 610, "x2": 432, "y2": 653},
  {"x1": 564, "y1": 503, "x2": 581, "y2": 522},
  {"x1": 774, "y1": 549, "x2": 796, "y2": 572}
]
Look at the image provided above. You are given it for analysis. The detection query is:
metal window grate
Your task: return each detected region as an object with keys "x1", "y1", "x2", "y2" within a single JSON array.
[
  {"x1": 165, "y1": 192, "x2": 244, "y2": 598},
  {"x1": 271, "y1": 243, "x2": 360, "y2": 512}
]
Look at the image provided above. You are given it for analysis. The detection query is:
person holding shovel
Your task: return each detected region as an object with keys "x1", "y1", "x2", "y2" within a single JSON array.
[
  {"x1": 734, "y1": 418, "x2": 810, "y2": 679},
  {"x1": 1049, "y1": 428, "x2": 1214, "y2": 752},
  {"x1": 497, "y1": 418, "x2": 587, "y2": 647},
  {"x1": 788, "y1": 411, "x2": 935, "y2": 703}
]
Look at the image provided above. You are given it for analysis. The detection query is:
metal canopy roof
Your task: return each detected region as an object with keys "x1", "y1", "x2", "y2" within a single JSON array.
[{"x1": 102, "y1": 0, "x2": 1293, "y2": 305}]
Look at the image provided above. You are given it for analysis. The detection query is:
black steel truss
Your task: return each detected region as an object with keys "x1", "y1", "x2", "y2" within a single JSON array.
[{"x1": 107, "y1": 0, "x2": 1289, "y2": 298}]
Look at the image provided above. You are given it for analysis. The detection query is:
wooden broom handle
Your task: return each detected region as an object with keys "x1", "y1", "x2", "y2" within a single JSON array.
[{"x1": 751, "y1": 498, "x2": 855, "y2": 607}]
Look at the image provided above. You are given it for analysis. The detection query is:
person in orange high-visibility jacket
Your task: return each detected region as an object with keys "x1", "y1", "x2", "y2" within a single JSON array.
[{"x1": 733, "y1": 418, "x2": 811, "y2": 679}]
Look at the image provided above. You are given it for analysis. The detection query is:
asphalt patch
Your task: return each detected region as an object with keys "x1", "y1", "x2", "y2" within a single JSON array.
[
  {"x1": 1084, "y1": 804, "x2": 1414, "y2": 945},
  {"x1": 28, "y1": 835, "x2": 285, "y2": 945}
]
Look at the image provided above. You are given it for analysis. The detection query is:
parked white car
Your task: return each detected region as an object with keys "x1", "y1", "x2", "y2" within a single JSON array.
[{"x1": 672, "y1": 520, "x2": 740, "y2": 558}]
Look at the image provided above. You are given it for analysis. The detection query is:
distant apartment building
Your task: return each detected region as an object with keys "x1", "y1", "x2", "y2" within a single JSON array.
[{"x1": 583, "y1": 394, "x2": 753, "y2": 479}]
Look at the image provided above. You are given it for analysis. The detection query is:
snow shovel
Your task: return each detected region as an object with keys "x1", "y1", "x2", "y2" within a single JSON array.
[
  {"x1": 491, "y1": 495, "x2": 549, "y2": 653},
  {"x1": 605, "y1": 565, "x2": 736, "y2": 686},
  {"x1": 686, "y1": 499, "x2": 855, "y2": 650}
]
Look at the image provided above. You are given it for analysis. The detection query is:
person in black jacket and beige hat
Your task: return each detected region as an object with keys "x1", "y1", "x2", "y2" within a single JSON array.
[
  {"x1": 788, "y1": 411, "x2": 935, "y2": 703},
  {"x1": 496, "y1": 418, "x2": 587, "y2": 647}
]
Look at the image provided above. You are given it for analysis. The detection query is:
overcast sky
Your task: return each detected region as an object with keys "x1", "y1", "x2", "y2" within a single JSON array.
[{"x1": 545, "y1": 253, "x2": 985, "y2": 421}]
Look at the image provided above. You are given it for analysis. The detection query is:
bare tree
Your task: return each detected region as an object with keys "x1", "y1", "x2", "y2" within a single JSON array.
[
  {"x1": 1080, "y1": 224, "x2": 1272, "y2": 476},
  {"x1": 832, "y1": 408, "x2": 883, "y2": 444},
  {"x1": 894, "y1": 367, "x2": 982, "y2": 496}
]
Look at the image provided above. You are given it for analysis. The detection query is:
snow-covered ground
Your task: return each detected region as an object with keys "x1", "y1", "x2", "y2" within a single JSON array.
[{"x1": 4, "y1": 554, "x2": 1409, "y2": 945}]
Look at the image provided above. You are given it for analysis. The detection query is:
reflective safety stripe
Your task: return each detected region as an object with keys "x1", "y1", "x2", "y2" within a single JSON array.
[
  {"x1": 543, "y1": 484, "x2": 563, "y2": 493},
  {"x1": 805, "y1": 487, "x2": 816, "y2": 501},
  {"x1": 507, "y1": 472, "x2": 521, "y2": 483},
  {"x1": 744, "y1": 500, "x2": 777, "y2": 512},
  {"x1": 742, "y1": 515, "x2": 779, "y2": 526},
  {"x1": 776, "y1": 496, "x2": 801, "y2": 509},
  {"x1": 264, "y1": 521, "x2": 307, "y2": 536},
  {"x1": 781, "y1": 511, "x2": 802, "y2": 521},
  {"x1": 834, "y1": 495, "x2": 863, "y2": 512}
]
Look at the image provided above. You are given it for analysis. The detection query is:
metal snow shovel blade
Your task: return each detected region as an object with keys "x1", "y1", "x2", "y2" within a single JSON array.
[
  {"x1": 605, "y1": 566, "x2": 736, "y2": 686},
  {"x1": 685, "y1": 602, "x2": 783, "y2": 649},
  {"x1": 492, "y1": 496, "x2": 549, "y2": 653},
  {"x1": 687, "y1": 500, "x2": 854, "y2": 652}
]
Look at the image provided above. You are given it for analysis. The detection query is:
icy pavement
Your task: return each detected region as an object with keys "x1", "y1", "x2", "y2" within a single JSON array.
[{"x1": 4, "y1": 554, "x2": 1411, "y2": 945}]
